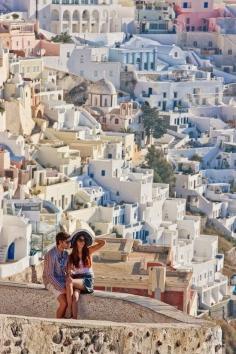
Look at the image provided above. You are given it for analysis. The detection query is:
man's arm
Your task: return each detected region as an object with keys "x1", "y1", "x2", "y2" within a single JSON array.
[{"x1": 44, "y1": 252, "x2": 65, "y2": 291}]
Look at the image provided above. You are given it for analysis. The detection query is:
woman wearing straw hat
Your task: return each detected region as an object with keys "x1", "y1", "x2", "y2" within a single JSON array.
[{"x1": 66, "y1": 227, "x2": 105, "y2": 319}]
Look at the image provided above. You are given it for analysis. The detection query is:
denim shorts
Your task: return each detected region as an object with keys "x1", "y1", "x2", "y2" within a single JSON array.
[{"x1": 71, "y1": 273, "x2": 94, "y2": 294}]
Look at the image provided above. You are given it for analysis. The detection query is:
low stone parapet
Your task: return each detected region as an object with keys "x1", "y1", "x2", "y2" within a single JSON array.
[{"x1": 0, "y1": 281, "x2": 223, "y2": 353}]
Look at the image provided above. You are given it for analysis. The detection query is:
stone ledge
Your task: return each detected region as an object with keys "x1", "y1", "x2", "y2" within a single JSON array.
[
  {"x1": 0, "y1": 281, "x2": 205, "y2": 324},
  {"x1": 0, "y1": 314, "x2": 222, "y2": 354}
]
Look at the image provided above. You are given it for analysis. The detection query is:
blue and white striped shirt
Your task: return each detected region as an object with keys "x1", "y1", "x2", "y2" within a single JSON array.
[{"x1": 43, "y1": 246, "x2": 68, "y2": 291}]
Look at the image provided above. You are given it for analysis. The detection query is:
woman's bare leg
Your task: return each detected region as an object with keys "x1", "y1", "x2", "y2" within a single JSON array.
[
  {"x1": 70, "y1": 280, "x2": 85, "y2": 319},
  {"x1": 71, "y1": 279, "x2": 85, "y2": 291},
  {"x1": 66, "y1": 277, "x2": 73, "y2": 317},
  {"x1": 72, "y1": 290, "x2": 80, "y2": 319}
]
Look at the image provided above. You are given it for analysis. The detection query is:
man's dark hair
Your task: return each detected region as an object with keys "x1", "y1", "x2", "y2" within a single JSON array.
[{"x1": 56, "y1": 231, "x2": 70, "y2": 245}]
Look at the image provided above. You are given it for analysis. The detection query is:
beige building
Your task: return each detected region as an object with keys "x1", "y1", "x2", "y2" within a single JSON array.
[
  {"x1": 10, "y1": 57, "x2": 44, "y2": 80},
  {"x1": 85, "y1": 78, "x2": 144, "y2": 146},
  {"x1": 36, "y1": 143, "x2": 81, "y2": 177},
  {"x1": 45, "y1": 127, "x2": 136, "y2": 162},
  {"x1": 0, "y1": 46, "x2": 9, "y2": 88},
  {"x1": 31, "y1": 169, "x2": 79, "y2": 211},
  {"x1": 3, "y1": 74, "x2": 35, "y2": 135}
]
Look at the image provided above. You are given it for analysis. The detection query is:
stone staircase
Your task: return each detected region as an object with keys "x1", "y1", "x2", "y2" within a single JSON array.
[{"x1": 0, "y1": 245, "x2": 8, "y2": 264}]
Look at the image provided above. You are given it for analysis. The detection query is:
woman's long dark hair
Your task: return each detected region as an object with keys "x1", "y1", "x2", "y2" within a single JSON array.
[{"x1": 69, "y1": 237, "x2": 91, "y2": 268}]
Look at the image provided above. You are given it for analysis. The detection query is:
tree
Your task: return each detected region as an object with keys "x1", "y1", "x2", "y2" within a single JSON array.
[
  {"x1": 190, "y1": 154, "x2": 202, "y2": 162},
  {"x1": 144, "y1": 145, "x2": 175, "y2": 186},
  {"x1": 51, "y1": 32, "x2": 73, "y2": 43},
  {"x1": 141, "y1": 103, "x2": 168, "y2": 143},
  {"x1": 12, "y1": 13, "x2": 19, "y2": 19}
]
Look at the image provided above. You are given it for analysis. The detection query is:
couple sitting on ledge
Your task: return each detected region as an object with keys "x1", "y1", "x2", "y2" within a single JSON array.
[{"x1": 43, "y1": 228, "x2": 105, "y2": 319}]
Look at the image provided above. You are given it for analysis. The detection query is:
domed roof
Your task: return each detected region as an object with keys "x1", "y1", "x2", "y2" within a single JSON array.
[{"x1": 89, "y1": 78, "x2": 116, "y2": 95}]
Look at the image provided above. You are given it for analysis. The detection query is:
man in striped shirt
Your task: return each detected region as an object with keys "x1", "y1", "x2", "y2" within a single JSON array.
[{"x1": 43, "y1": 231, "x2": 71, "y2": 318}]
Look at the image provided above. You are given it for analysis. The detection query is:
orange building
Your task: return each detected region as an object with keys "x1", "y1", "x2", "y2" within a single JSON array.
[{"x1": 93, "y1": 238, "x2": 198, "y2": 316}]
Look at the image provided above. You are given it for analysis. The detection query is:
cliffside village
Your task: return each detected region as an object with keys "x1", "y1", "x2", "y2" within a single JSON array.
[{"x1": 1, "y1": 0, "x2": 236, "y2": 321}]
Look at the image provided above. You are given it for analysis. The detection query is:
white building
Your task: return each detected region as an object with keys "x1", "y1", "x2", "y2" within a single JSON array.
[
  {"x1": 0, "y1": 46, "x2": 9, "y2": 89},
  {"x1": 0, "y1": 185, "x2": 33, "y2": 278},
  {"x1": 135, "y1": 0, "x2": 176, "y2": 34}
]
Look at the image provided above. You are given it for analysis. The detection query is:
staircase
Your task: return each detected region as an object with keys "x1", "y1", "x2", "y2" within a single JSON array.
[
  {"x1": 79, "y1": 107, "x2": 101, "y2": 130},
  {"x1": 189, "y1": 189, "x2": 221, "y2": 218},
  {"x1": 0, "y1": 245, "x2": 8, "y2": 263},
  {"x1": 76, "y1": 189, "x2": 92, "y2": 204}
]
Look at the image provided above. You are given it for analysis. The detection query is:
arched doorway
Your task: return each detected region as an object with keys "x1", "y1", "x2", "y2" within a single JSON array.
[
  {"x1": 51, "y1": 9, "x2": 60, "y2": 33},
  {"x1": 72, "y1": 10, "x2": 80, "y2": 33},
  {"x1": 91, "y1": 10, "x2": 99, "y2": 33},
  {"x1": 62, "y1": 10, "x2": 71, "y2": 32},
  {"x1": 51, "y1": 9, "x2": 59, "y2": 21},
  {"x1": 7, "y1": 242, "x2": 15, "y2": 261},
  {"x1": 82, "y1": 10, "x2": 90, "y2": 32},
  {"x1": 37, "y1": 110, "x2": 43, "y2": 118}
]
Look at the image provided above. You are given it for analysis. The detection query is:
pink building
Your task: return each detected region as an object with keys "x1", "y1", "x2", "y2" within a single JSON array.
[
  {"x1": 174, "y1": 0, "x2": 226, "y2": 32},
  {"x1": 0, "y1": 20, "x2": 38, "y2": 56},
  {"x1": 0, "y1": 19, "x2": 62, "y2": 57}
]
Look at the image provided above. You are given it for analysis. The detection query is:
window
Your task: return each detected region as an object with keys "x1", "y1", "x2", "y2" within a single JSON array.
[
  {"x1": 174, "y1": 52, "x2": 178, "y2": 58},
  {"x1": 116, "y1": 191, "x2": 120, "y2": 196},
  {"x1": 228, "y1": 49, "x2": 233, "y2": 55},
  {"x1": 163, "y1": 92, "x2": 167, "y2": 98},
  {"x1": 67, "y1": 51, "x2": 70, "y2": 58},
  {"x1": 183, "y1": 2, "x2": 188, "y2": 8},
  {"x1": 101, "y1": 170, "x2": 106, "y2": 176},
  {"x1": 174, "y1": 92, "x2": 178, "y2": 98},
  {"x1": 209, "y1": 41, "x2": 213, "y2": 48},
  {"x1": 204, "y1": 2, "x2": 208, "y2": 8},
  {"x1": 193, "y1": 41, "x2": 198, "y2": 47},
  {"x1": 115, "y1": 118, "x2": 119, "y2": 124}
]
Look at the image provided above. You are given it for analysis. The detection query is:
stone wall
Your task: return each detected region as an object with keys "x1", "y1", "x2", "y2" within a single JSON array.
[
  {"x1": 0, "y1": 283, "x2": 173, "y2": 323},
  {"x1": 0, "y1": 282, "x2": 223, "y2": 353},
  {"x1": 0, "y1": 315, "x2": 222, "y2": 354}
]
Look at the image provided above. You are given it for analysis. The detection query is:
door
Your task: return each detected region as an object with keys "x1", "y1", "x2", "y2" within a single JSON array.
[{"x1": 7, "y1": 242, "x2": 15, "y2": 261}]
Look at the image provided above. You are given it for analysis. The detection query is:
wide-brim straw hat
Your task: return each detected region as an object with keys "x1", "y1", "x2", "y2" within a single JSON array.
[{"x1": 70, "y1": 222, "x2": 95, "y2": 247}]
